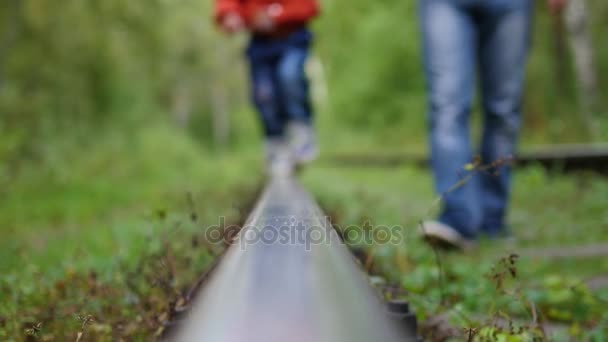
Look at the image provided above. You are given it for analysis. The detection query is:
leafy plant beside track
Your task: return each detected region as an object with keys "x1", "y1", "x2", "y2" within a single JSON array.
[
  {"x1": 2, "y1": 124, "x2": 607, "y2": 341},
  {"x1": 302, "y1": 165, "x2": 608, "y2": 341},
  {"x1": 0, "y1": 125, "x2": 261, "y2": 340}
]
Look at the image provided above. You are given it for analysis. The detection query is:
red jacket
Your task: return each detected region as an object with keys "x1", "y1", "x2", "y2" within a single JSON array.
[{"x1": 215, "y1": 0, "x2": 319, "y2": 31}]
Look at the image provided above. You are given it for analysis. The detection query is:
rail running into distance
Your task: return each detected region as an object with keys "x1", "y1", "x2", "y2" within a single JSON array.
[{"x1": 175, "y1": 176, "x2": 417, "y2": 341}]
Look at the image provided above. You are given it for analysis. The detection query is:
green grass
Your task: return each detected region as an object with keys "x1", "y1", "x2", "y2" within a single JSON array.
[
  {"x1": 0, "y1": 124, "x2": 263, "y2": 340},
  {"x1": 2, "y1": 121, "x2": 607, "y2": 340},
  {"x1": 301, "y1": 164, "x2": 608, "y2": 341}
]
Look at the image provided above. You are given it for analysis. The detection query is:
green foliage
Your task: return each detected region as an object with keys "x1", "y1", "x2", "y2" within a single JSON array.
[
  {"x1": 3, "y1": 0, "x2": 607, "y2": 168},
  {"x1": 1, "y1": 0, "x2": 607, "y2": 339},
  {"x1": 0, "y1": 0, "x2": 249, "y2": 170},
  {"x1": 316, "y1": 1, "x2": 425, "y2": 129},
  {"x1": 302, "y1": 165, "x2": 608, "y2": 340},
  {"x1": 0, "y1": 125, "x2": 261, "y2": 339}
]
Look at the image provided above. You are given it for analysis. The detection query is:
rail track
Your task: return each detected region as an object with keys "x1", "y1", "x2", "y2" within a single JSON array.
[
  {"x1": 169, "y1": 144, "x2": 608, "y2": 340},
  {"x1": 174, "y1": 177, "x2": 418, "y2": 341},
  {"x1": 328, "y1": 143, "x2": 608, "y2": 175}
]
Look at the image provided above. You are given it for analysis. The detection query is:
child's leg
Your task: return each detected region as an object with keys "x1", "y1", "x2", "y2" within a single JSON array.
[
  {"x1": 276, "y1": 46, "x2": 312, "y2": 125},
  {"x1": 248, "y1": 52, "x2": 294, "y2": 175},
  {"x1": 249, "y1": 56, "x2": 285, "y2": 138},
  {"x1": 276, "y1": 43, "x2": 318, "y2": 164}
]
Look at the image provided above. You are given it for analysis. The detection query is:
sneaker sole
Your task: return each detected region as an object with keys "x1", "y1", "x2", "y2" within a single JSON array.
[{"x1": 420, "y1": 223, "x2": 476, "y2": 252}]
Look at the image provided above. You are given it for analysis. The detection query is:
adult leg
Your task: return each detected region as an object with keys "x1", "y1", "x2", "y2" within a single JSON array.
[
  {"x1": 477, "y1": 0, "x2": 533, "y2": 236},
  {"x1": 419, "y1": 0, "x2": 481, "y2": 238}
]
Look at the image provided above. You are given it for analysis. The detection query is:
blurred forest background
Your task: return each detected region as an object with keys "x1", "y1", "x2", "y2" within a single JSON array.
[
  {"x1": 1, "y1": 1, "x2": 607, "y2": 339},
  {"x1": 1, "y1": 0, "x2": 607, "y2": 179}
]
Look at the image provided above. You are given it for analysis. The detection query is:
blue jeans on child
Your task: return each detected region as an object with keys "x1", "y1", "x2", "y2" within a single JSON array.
[
  {"x1": 419, "y1": 0, "x2": 533, "y2": 239},
  {"x1": 246, "y1": 28, "x2": 313, "y2": 138}
]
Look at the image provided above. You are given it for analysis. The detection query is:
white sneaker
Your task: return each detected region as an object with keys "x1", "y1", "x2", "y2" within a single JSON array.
[
  {"x1": 420, "y1": 221, "x2": 476, "y2": 251},
  {"x1": 288, "y1": 121, "x2": 319, "y2": 165},
  {"x1": 265, "y1": 138, "x2": 293, "y2": 177}
]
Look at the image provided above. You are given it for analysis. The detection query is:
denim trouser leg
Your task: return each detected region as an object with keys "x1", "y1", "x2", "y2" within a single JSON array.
[
  {"x1": 420, "y1": 0, "x2": 480, "y2": 238},
  {"x1": 277, "y1": 47, "x2": 312, "y2": 125},
  {"x1": 420, "y1": 0, "x2": 532, "y2": 238},
  {"x1": 477, "y1": 0, "x2": 533, "y2": 235},
  {"x1": 249, "y1": 56, "x2": 286, "y2": 138},
  {"x1": 248, "y1": 34, "x2": 312, "y2": 138}
]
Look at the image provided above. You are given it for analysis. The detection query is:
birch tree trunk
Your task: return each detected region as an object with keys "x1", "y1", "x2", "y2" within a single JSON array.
[{"x1": 563, "y1": 0, "x2": 600, "y2": 140}]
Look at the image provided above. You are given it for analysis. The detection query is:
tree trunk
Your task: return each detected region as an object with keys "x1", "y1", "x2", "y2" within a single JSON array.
[{"x1": 563, "y1": 0, "x2": 600, "y2": 140}]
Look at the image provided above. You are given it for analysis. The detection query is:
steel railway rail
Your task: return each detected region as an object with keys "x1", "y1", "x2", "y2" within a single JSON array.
[
  {"x1": 329, "y1": 143, "x2": 608, "y2": 175},
  {"x1": 175, "y1": 177, "x2": 417, "y2": 341}
]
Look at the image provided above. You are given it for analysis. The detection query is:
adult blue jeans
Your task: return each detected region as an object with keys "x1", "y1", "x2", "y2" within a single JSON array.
[
  {"x1": 419, "y1": 0, "x2": 533, "y2": 239},
  {"x1": 246, "y1": 28, "x2": 313, "y2": 138}
]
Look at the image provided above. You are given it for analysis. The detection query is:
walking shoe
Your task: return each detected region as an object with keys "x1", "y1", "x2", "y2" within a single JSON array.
[
  {"x1": 420, "y1": 221, "x2": 476, "y2": 252},
  {"x1": 288, "y1": 121, "x2": 319, "y2": 165},
  {"x1": 265, "y1": 138, "x2": 293, "y2": 177}
]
